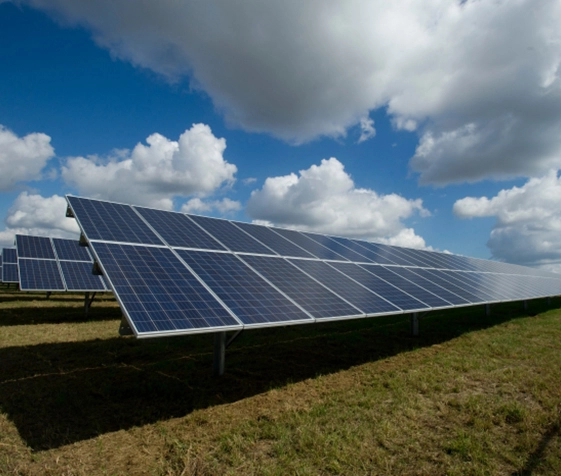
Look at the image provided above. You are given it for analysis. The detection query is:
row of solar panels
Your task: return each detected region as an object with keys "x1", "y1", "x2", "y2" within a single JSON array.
[
  {"x1": 66, "y1": 195, "x2": 561, "y2": 338},
  {"x1": 1, "y1": 236, "x2": 108, "y2": 292}
]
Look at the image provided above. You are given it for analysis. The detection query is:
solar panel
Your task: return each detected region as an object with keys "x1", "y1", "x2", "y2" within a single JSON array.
[
  {"x1": 59, "y1": 260, "x2": 108, "y2": 292},
  {"x1": 176, "y1": 250, "x2": 313, "y2": 326},
  {"x1": 269, "y1": 227, "x2": 349, "y2": 261},
  {"x1": 53, "y1": 237, "x2": 94, "y2": 261},
  {"x1": 90, "y1": 242, "x2": 241, "y2": 335},
  {"x1": 329, "y1": 262, "x2": 430, "y2": 312},
  {"x1": 16, "y1": 235, "x2": 56, "y2": 259},
  {"x1": 233, "y1": 221, "x2": 315, "y2": 258},
  {"x1": 301, "y1": 232, "x2": 376, "y2": 263},
  {"x1": 287, "y1": 259, "x2": 401, "y2": 315},
  {"x1": 240, "y1": 255, "x2": 363, "y2": 319},
  {"x1": 67, "y1": 196, "x2": 163, "y2": 245},
  {"x1": 66, "y1": 195, "x2": 561, "y2": 346},
  {"x1": 18, "y1": 259, "x2": 65, "y2": 291},
  {"x1": 2, "y1": 248, "x2": 18, "y2": 283},
  {"x1": 0, "y1": 254, "x2": 2, "y2": 282},
  {"x1": 135, "y1": 206, "x2": 227, "y2": 251}
]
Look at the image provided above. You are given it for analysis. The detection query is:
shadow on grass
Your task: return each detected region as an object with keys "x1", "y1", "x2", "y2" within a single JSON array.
[
  {"x1": 0, "y1": 302, "x2": 122, "y2": 326},
  {"x1": 514, "y1": 416, "x2": 561, "y2": 476},
  {"x1": 0, "y1": 298, "x2": 557, "y2": 451}
]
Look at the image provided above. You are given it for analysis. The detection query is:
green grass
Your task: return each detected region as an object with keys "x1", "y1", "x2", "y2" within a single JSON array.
[{"x1": 1, "y1": 284, "x2": 561, "y2": 474}]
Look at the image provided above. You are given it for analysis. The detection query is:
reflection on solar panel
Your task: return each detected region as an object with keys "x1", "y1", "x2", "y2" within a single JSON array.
[
  {"x1": 2, "y1": 248, "x2": 18, "y2": 283},
  {"x1": 15, "y1": 235, "x2": 108, "y2": 292},
  {"x1": 66, "y1": 195, "x2": 561, "y2": 345}
]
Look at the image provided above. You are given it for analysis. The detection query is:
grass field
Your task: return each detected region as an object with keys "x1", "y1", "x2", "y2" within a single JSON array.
[{"x1": 1, "y1": 284, "x2": 560, "y2": 475}]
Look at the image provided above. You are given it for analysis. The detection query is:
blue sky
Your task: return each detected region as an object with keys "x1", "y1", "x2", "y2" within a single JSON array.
[{"x1": 1, "y1": 1, "x2": 561, "y2": 271}]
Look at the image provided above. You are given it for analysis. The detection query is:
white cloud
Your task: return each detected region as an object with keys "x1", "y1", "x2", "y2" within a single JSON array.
[
  {"x1": 0, "y1": 125, "x2": 54, "y2": 191},
  {"x1": 247, "y1": 157, "x2": 429, "y2": 247},
  {"x1": 358, "y1": 117, "x2": 376, "y2": 143},
  {"x1": 21, "y1": 0, "x2": 561, "y2": 184},
  {"x1": 61, "y1": 124, "x2": 237, "y2": 209},
  {"x1": 0, "y1": 192, "x2": 80, "y2": 248},
  {"x1": 453, "y1": 170, "x2": 561, "y2": 271},
  {"x1": 181, "y1": 197, "x2": 241, "y2": 215}
]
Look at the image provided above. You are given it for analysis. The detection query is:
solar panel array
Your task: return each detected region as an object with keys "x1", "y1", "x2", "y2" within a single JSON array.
[
  {"x1": 15, "y1": 235, "x2": 109, "y2": 292},
  {"x1": 66, "y1": 195, "x2": 561, "y2": 339},
  {"x1": 2, "y1": 248, "x2": 19, "y2": 283}
]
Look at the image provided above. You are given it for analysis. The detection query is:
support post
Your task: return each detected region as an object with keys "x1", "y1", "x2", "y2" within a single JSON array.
[
  {"x1": 46, "y1": 291, "x2": 51, "y2": 300},
  {"x1": 410, "y1": 312, "x2": 419, "y2": 337},
  {"x1": 213, "y1": 332, "x2": 226, "y2": 376},
  {"x1": 84, "y1": 292, "x2": 96, "y2": 316},
  {"x1": 524, "y1": 300, "x2": 528, "y2": 311},
  {"x1": 547, "y1": 297, "x2": 551, "y2": 307},
  {"x1": 485, "y1": 304, "x2": 491, "y2": 317}
]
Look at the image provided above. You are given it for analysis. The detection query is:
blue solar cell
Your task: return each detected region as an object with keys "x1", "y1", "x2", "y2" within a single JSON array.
[
  {"x1": 439, "y1": 270, "x2": 506, "y2": 302},
  {"x1": 241, "y1": 255, "x2": 362, "y2": 319},
  {"x1": 16, "y1": 235, "x2": 56, "y2": 259},
  {"x1": 387, "y1": 267, "x2": 470, "y2": 306},
  {"x1": 3, "y1": 248, "x2": 17, "y2": 264},
  {"x1": 408, "y1": 268, "x2": 485, "y2": 304},
  {"x1": 301, "y1": 233, "x2": 375, "y2": 263},
  {"x1": 329, "y1": 262, "x2": 430, "y2": 311},
  {"x1": 2, "y1": 263, "x2": 18, "y2": 283},
  {"x1": 188, "y1": 214, "x2": 276, "y2": 255},
  {"x1": 135, "y1": 207, "x2": 227, "y2": 250},
  {"x1": 18, "y1": 259, "x2": 64, "y2": 291},
  {"x1": 90, "y1": 242, "x2": 241, "y2": 335},
  {"x1": 359, "y1": 265, "x2": 453, "y2": 308},
  {"x1": 53, "y1": 238, "x2": 93, "y2": 261},
  {"x1": 233, "y1": 221, "x2": 315, "y2": 258},
  {"x1": 176, "y1": 250, "x2": 313, "y2": 326},
  {"x1": 67, "y1": 196, "x2": 163, "y2": 245},
  {"x1": 269, "y1": 228, "x2": 349, "y2": 261},
  {"x1": 60, "y1": 261, "x2": 108, "y2": 291},
  {"x1": 287, "y1": 259, "x2": 400, "y2": 315}
]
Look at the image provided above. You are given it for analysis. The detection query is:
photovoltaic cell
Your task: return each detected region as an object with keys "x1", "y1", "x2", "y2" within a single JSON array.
[
  {"x1": 233, "y1": 221, "x2": 315, "y2": 258},
  {"x1": 18, "y1": 259, "x2": 65, "y2": 291},
  {"x1": 135, "y1": 207, "x2": 227, "y2": 251},
  {"x1": 90, "y1": 242, "x2": 241, "y2": 335},
  {"x1": 270, "y1": 227, "x2": 349, "y2": 261},
  {"x1": 67, "y1": 196, "x2": 163, "y2": 245},
  {"x1": 330, "y1": 262, "x2": 430, "y2": 311},
  {"x1": 287, "y1": 259, "x2": 400, "y2": 315},
  {"x1": 16, "y1": 235, "x2": 56, "y2": 259},
  {"x1": 176, "y1": 250, "x2": 313, "y2": 325},
  {"x1": 188, "y1": 214, "x2": 276, "y2": 255},
  {"x1": 2, "y1": 264, "x2": 18, "y2": 283},
  {"x1": 330, "y1": 236, "x2": 397, "y2": 265},
  {"x1": 352, "y1": 241, "x2": 416, "y2": 266},
  {"x1": 60, "y1": 261, "x2": 108, "y2": 291},
  {"x1": 241, "y1": 255, "x2": 363, "y2": 319},
  {"x1": 53, "y1": 238, "x2": 93, "y2": 261}
]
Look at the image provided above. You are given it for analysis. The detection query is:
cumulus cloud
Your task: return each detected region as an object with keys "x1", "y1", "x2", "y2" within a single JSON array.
[
  {"x1": 61, "y1": 124, "x2": 237, "y2": 209},
  {"x1": 0, "y1": 192, "x2": 80, "y2": 248},
  {"x1": 0, "y1": 125, "x2": 54, "y2": 191},
  {"x1": 453, "y1": 170, "x2": 561, "y2": 271},
  {"x1": 181, "y1": 197, "x2": 241, "y2": 215},
  {"x1": 247, "y1": 157, "x2": 429, "y2": 247},
  {"x1": 20, "y1": 0, "x2": 561, "y2": 184}
]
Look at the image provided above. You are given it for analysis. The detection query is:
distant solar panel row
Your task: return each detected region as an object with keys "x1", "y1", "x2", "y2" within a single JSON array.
[
  {"x1": 2, "y1": 248, "x2": 18, "y2": 283},
  {"x1": 66, "y1": 195, "x2": 561, "y2": 338},
  {"x1": 15, "y1": 235, "x2": 109, "y2": 292}
]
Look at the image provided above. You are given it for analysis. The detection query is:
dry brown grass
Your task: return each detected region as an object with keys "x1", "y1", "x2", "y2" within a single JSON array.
[{"x1": 1, "y1": 284, "x2": 561, "y2": 475}]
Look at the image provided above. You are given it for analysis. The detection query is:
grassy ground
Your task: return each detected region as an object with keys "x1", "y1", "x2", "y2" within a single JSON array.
[{"x1": 1, "y1": 284, "x2": 560, "y2": 475}]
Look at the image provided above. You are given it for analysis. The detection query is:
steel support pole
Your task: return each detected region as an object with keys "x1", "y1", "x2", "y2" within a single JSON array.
[
  {"x1": 411, "y1": 312, "x2": 419, "y2": 337},
  {"x1": 485, "y1": 304, "x2": 491, "y2": 317},
  {"x1": 213, "y1": 331, "x2": 226, "y2": 376},
  {"x1": 524, "y1": 300, "x2": 528, "y2": 311}
]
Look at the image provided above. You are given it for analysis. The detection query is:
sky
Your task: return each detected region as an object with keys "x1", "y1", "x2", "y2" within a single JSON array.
[{"x1": 1, "y1": 0, "x2": 561, "y2": 271}]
